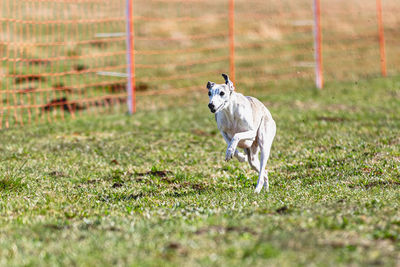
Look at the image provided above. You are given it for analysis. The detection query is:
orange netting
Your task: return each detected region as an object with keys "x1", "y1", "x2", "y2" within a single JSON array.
[
  {"x1": 0, "y1": 0, "x2": 127, "y2": 128},
  {"x1": 235, "y1": 0, "x2": 399, "y2": 87},
  {"x1": 1, "y1": 0, "x2": 399, "y2": 129}
]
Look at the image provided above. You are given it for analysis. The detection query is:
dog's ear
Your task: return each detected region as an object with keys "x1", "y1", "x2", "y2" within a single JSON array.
[
  {"x1": 221, "y1": 73, "x2": 235, "y2": 91},
  {"x1": 222, "y1": 73, "x2": 230, "y2": 84},
  {"x1": 207, "y1": 81, "x2": 214, "y2": 89}
]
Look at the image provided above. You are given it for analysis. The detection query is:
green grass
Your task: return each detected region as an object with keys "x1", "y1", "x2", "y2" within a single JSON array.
[{"x1": 0, "y1": 76, "x2": 399, "y2": 266}]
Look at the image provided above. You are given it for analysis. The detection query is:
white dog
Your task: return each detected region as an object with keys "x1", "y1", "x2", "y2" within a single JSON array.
[{"x1": 207, "y1": 74, "x2": 276, "y2": 193}]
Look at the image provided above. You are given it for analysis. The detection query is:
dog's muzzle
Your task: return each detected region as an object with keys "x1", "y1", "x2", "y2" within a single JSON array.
[
  {"x1": 208, "y1": 102, "x2": 227, "y2": 113},
  {"x1": 208, "y1": 103, "x2": 216, "y2": 113}
]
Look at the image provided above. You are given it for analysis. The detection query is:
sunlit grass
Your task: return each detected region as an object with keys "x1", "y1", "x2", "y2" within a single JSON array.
[{"x1": 0, "y1": 75, "x2": 399, "y2": 265}]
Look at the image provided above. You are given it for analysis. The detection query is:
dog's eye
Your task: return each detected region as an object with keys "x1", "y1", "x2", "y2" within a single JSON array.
[
  {"x1": 220, "y1": 91, "x2": 225, "y2": 96},
  {"x1": 208, "y1": 92, "x2": 211, "y2": 96}
]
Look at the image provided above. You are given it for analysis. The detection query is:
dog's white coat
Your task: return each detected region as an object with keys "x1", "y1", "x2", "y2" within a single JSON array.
[{"x1": 207, "y1": 74, "x2": 276, "y2": 193}]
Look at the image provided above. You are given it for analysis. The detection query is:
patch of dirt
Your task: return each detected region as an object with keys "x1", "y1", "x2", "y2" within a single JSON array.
[
  {"x1": 364, "y1": 180, "x2": 400, "y2": 188},
  {"x1": 16, "y1": 87, "x2": 37, "y2": 93},
  {"x1": 276, "y1": 205, "x2": 289, "y2": 214},
  {"x1": 106, "y1": 226, "x2": 121, "y2": 232},
  {"x1": 190, "y1": 182, "x2": 207, "y2": 191},
  {"x1": 169, "y1": 181, "x2": 209, "y2": 191},
  {"x1": 49, "y1": 171, "x2": 66, "y2": 178},
  {"x1": 136, "y1": 82, "x2": 149, "y2": 92},
  {"x1": 43, "y1": 97, "x2": 68, "y2": 111},
  {"x1": 89, "y1": 39, "x2": 108, "y2": 47},
  {"x1": 348, "y1": 180, "x2": 400, "y2": 189},
  {"x1": 44, "y1": 223, "x2": 70, "y2": 230},
  {"x1": 362, "y1": 167, "x2": 383, "y2": 175},
  {"x1": 112, "y1": 182, "x2": 123, "y2": 188},
  {"x1": 53, "y1": 83, "x2": 73, "y2": 93},
  {"x1": 133, "y1": 177, "x2": 147, "y2": 183},
  {"x1": 14, "y1": 74, "x2": 45, "y2": 84},
  {"x1": 136, "y1": 170, "x2": 172, "y2": 177},
  {"x1": 27, "y1": 58, "x2": 51, "y2": 66},
  {"x1": 43, "y1": 97, "x2": 85, "y2": 113},
  {"x1": 320, "y1": 239, "x2": 370, "y2": 249},
  {"x1": 191, "y1": 129, "x2": 216, "y2": 137},
  {"x1": 73, "y1": 64, "x2": 88, "y2": 72},
  {"x1": 163, "y1": 241, "x2": 188, "y2": 257},
  {"x1": 93, "y1": 97, "x2": 127, "y2": 108},
  {"x1": 110, "y1": 159, "x2": 119, "y2": 165},
  {"x1": 258, "y1": 205, "x2": 292, "y2": 215},
  {"x1": 98, "y1": 192, "x2": 146, "y2": 203},
  {"x1": 195, "y1": 225, "x2": 257, "y2": 235},
  {"x1": 166, "y1": 242, "x2": 180, "y2": 250},
  {"x1": 87, "y1": 179, "x2": 101, "y2": 184},
  {"x1": 109, "y1": 82, "x2": 126, "y2": 93},
  {"x1": 53, "y1": 82, "x2": 64, "y2": 88}
]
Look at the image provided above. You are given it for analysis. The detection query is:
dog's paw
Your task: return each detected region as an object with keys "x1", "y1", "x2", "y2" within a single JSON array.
[
  {"x1": 225, "y1": 147, "x2": 235, "y2": 161},
  {"x1": 254, "y1": 186, "x2": 263, "y2": 194},
  {"x1": 254, "y1": 181, "x2": 266, "y2": 193}
]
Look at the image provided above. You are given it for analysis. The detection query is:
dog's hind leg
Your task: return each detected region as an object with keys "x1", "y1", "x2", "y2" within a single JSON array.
[
  {"x1": 245, "y1": 145, "x2": 260, "y2": 173},
  {"x1": 234, "y1": 150, "x2": 247, "y2": 162},
  {"x1": 246, "y1": 144, "x2": 270, "y2": 190},
  {"x1": 254, "y1": 119, "x2": 276, "y2": 193}
]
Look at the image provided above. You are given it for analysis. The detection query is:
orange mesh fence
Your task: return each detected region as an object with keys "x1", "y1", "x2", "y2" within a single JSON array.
[
  {"x1": 319, "y1": 0, "x2": 399, "y2": 80},
  {"x1": 1, "y1": 0, "x2": 399, "y2": 129},
  {"x1": 131, "y1": 0, "x2": 230, "y2": 99},
  {"x1": 234, "y1": 0, "x2": 314, "y2": 88},
  {"x1": 236, "y1": 0, "x2": 399, "y2": 88},
  {"x1": 0, "y1": 0, "x2": 127, "y2": 129}
]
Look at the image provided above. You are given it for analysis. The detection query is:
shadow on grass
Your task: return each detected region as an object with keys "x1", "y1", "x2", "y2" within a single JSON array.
[
  {"x1": 0, "y1": 159, "x2": 27, "y2": 192},
  {"x1": 348, "y1": 180, "x2": 400, "y2": 189},
  {"x1": 0, "y1": 177, "x2": 26, "y2": 192},
  {"x1": 98, "y1": 181, "x2": 213, "y2": 203}
]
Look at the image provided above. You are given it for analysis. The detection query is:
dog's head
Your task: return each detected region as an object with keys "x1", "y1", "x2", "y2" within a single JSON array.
[{"x1": 207, "y1": 73, "x2": 235, "y2": 113}]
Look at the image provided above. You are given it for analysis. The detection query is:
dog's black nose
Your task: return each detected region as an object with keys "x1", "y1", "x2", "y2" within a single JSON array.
[{"x1": 208, "y1": 103, "x2": 216, "y2": 113}]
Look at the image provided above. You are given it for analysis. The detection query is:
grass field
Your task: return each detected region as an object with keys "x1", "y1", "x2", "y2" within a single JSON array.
[{"x1": 1, "y1": 75, "x2": 399, "y2": 266}]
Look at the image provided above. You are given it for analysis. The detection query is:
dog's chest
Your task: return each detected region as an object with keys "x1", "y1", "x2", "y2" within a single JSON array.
[{"x1": 216, "y1": 112, "x2": 248, "y2": 138}]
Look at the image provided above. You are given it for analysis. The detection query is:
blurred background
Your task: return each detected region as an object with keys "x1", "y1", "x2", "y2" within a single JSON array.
[{"x1": 0, "y1": 0, "x2": 399, "y2": 128}]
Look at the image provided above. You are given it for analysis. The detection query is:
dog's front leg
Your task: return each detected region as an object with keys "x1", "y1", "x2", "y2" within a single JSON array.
[
  {"x1": 221, "y1": 132, "x2": 247, "y2": 162},
  {"x1": 226, "y1": 130, "x2": 256, "y2": 161}
]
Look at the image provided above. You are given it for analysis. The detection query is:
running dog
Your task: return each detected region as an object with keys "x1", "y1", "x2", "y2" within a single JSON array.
[{"x1": 207, "y1": 74, "x2": 276, "y2": 193}]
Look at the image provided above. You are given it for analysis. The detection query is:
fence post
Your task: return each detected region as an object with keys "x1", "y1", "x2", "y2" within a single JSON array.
[
  {"x1": 376, "y1": 0, "x2": 387, "y2": 77},
  {"x1": 313, "y1": 0, "x2": 323, "y2": 89},
  {"x1": 126, "y1": 0, "x2": 136, "y2": 114},
  {"x1": 229, "y1": 0, "x2": 235, "y2": 84}
]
